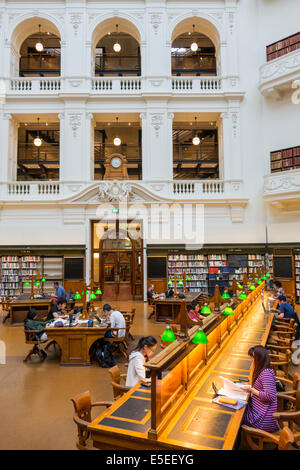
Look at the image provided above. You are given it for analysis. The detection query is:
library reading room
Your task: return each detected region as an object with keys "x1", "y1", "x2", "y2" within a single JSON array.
[{"x1": 0, "y1": 0, "x2": 300, "y2": 457}]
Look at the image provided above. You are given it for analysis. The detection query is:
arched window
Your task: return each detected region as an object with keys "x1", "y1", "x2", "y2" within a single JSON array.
[
  {"x1": 19, "y1": 29, "x2": 60, "y2": 77},
  {"x1": 96, "y1": 31, "x2": 140, "y2": 77},
  {"x1": 172, "y1": 31, "x2": 216, "y2": 76}
]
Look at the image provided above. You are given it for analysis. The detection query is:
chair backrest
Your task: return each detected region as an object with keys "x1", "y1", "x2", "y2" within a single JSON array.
[
  {"x1": 292, "y1": 373, "x2": 300, "y2": 391},
  {"x1": 278, "y1": 426, "x2": 294, "y2": 450},
  {"x1": 24, "y1": 329, "x2": 39, "y2": 343},
  {"x1": 109, "y1": 365, "x2": 121, "y2": 384},
  {"x1": 70, "y1": 390, "x2": 92, "y2": 423}
]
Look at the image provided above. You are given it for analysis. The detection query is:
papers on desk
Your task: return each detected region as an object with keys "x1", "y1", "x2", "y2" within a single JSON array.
[{"x1": 218, "y1": 376, "x2": 248, "y2": 401}]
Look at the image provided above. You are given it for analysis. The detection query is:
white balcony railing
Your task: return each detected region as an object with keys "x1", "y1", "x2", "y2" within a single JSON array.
[
  {"x1": 4, "y1": 75, "x2": 243, "y2": 98},
  {"x1": 1, "y1": 179, "x2": 246, "y2": 203}
]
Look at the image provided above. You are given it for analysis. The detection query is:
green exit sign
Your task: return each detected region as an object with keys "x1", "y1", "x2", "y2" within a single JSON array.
[{"x1": 112, "y1": 208, "x2": 119, "y2": 213}]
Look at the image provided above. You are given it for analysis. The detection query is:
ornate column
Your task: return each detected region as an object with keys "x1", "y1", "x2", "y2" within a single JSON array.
[{"x1": 140, "y1": 108, "x2": 173, "y2": 181}]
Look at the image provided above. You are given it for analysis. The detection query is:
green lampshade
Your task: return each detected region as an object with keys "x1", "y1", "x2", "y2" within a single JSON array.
[
  {"x1": 89, "y1": 292, "x2": 97, "y2": 300},
  {"x1": 257, "y1": 279, "x2": 263, "y2": 285},
  {"x1": 74, "y1": 292, "x2": 81, "y2": 300},
  {"x1": 223, "y1": 306, "x2": 234, "y2": 315},
  {"x1": 222, "y1": 291, "x2": 231, "y2": 299},
  {"x1": 178, "y1": 279, "x2": 184, "y2": 286},
  {"x1": 24, "y1": 281, "x2": 30, "y2": 287},
  {"x1": 266, "y1": 273, "x2": 271, "y2": 278},
  {"x1": 168, "y1": 280, "x2": 173, "y2": 286},
  {"x1": 35, "y1": 281, "x2": 41, "y2": 287},
  {"x1": 249, "y1": 285, "x2": 256, "y2": 291},
  {"x1": 239, "y1": 293, "x2": 248, "y2": 301},
  {"x1": 192, "y1": 329, "x2": 209, "y2": 344},
  {"x1": 41, "y1": 278, "x2": 46, "y2": 283},
  {"x1": 186, "y1": 277, "x2": 192, "y2": 281},
  {"x1": 262, "y1": 275, "x2": 267, "y2": 280},
  {"x1": 95, "y1": 288, "x2": 102, "y2": 295},
  {"x1": 161, "y1": 326, "x2": 177, "y2": 342},
  {"x1": 237, "y1": 283, "x2": 243, "y2": 289},
  {"x1": 200, "y1": 304, "x2": 211, "y2": 315}
]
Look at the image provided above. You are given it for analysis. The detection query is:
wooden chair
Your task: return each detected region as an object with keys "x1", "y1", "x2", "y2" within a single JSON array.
[
  {"x1": 23, "y1": 330, "x2": 56, "y2": 362},
  {"x1": 122, "y1": 312, "x2": 135, "y2": 343},
  {"x1": 275, "y1": 373, "x2": 300, "y2": 397},
  {"x1": 241, "y1": 425, "x2": 294, "y2": 450},
  {"x1": 104, "y1": 326, "x2": 130, "y2": 360},
  {"x1": 274, "y1": 389, "x2": 300, "y2": 448},
  {"x1": 1, "y1": 297, "x2": 11, "y2": 324},
  {"x1": 270, "y1": 349, "x2": 292, "y2": 379},
  {"x1": 109, "y1": 365, "x2": 130, "y2": 400},
  {"x1": 71, "y1": 390, "x2": 113, "y2": 450}
]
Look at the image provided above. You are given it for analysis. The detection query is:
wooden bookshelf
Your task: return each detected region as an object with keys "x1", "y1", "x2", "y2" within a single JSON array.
[
  {"x1": 266, "y1": 32, "x2": 300, "y2": 62},
  {"x1": 168, "y1": 254, "x2": 208, "y2": 294},
  {"x1": 295, "y1": 254, "x2": 300, "y2": 304},
  {"x1": 270, "y1": 146, "x2": 300, "y2": 173}
]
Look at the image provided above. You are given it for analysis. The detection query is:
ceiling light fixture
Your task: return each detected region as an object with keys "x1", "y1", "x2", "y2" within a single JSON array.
[
  {"x1": 33, "y1": 117, "x2": 42, "y2": 147},
  {"x1": 113, "y1": 117, "x2": 121, "y2": 146},
  {"x1": 190, "y1": 24, "x2": 198, "y2": 52},
  {"x1": 35, "y1": 24, "x2": 44, "y2": 52},
  {"x1": 113, "y1": 24, "x2": 121, "y2": 52},
  {"x1": 192, "y1": 116, "x2": 200, "y2": 146}
]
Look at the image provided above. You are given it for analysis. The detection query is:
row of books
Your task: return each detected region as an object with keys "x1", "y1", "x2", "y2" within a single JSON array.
[
  {"x1": 295, "y1": 254, "x2": 300, "y2": 303},
  {"x1": 168, "y1": 261, "x2": 207, "y2": 268},
  {"x1": 266, "y1": 32, "x2": 300, "y2": 61},
  {"x1": 168, "y1": 254, "x2": 206, "y2": 261},
  {"x1": 2, "y1": 263, "x2": 20, "y2": 269}
]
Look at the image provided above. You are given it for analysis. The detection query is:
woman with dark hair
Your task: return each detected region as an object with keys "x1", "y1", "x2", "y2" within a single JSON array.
[
  {"x1": 125, "y1": 336, "x2": 158, "y2": 388},
  {"x1": 188, "y1": 300, "x2": 206, "y2": 322},
  {"x1": 241, "y1": 345, "x2": 279, "y2": 432}
]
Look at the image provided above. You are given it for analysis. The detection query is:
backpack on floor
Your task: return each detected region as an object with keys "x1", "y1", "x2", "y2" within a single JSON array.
[{"x1": 95, "y1": 342, "x2": 117, "y2": 368}]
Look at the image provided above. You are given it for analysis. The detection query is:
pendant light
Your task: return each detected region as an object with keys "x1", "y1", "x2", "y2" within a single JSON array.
[
  {"x1": 34, "y1": 117, "x2": 42, "y2": 147},
  {"x1": 113, "y1": 117, "x2": 121, "y2": 146},
  {"x1": 190, "y1": 24, "x2": 198, "y2": 52},
  {"x1": 35, "y1": 24, "x2": 44, "y2": 52},
  {"x1": 113, "y1": 24, "x2": 121, "y2": 52},
  {"x1": 192, "y1": 116, "x2": 200, "y2": 146}
]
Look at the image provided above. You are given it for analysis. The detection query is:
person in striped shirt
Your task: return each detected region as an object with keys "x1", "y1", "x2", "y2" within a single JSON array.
[{"x1": 241, "y1": 345, "x2": 279, "y2": 433}]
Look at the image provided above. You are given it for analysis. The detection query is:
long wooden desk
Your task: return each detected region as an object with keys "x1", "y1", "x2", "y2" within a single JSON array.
[
  {"x1": 153, "y1": 291, "x2": 203, "y2": 323},
  {"x1": 88, "y1": 284, "x2": 273, "y2": 450},
  {"x1": 9, "y1": 294, "x2": 52, "y2": 325},
  {"x1": 45, "y1": 323, "x2": 108, "y2": 366}
]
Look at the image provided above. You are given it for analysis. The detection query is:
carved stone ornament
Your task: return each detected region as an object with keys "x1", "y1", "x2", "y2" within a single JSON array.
[
  {"x1": 70, "y1": 14, "x2": 82, "y2": 36},
  {"x1": 260, "y1": 50, "x2": 300, "y2": 81},
  {"x1": 231, "y1": 112, "x2": 238, "y2": 137},
  {"x1": 69, "y1": 114, "x2": 81, "y2": 137},
  {"x1": 98, "y1": 181, "x2": 131, "y2": 202},
  {"x1": 151, "y1": 114, "x2": 163, "y2": 136},
  {"x1": 150, "y1": 14, "x2": 162, "y2": 36},
  {"x1": 264, "y1": 173, "x2": 300, "y2": 193}
]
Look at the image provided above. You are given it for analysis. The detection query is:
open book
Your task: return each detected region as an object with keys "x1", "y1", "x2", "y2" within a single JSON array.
[{"x1": 218, "y1": 376, "x2": 248, "y2": 401}]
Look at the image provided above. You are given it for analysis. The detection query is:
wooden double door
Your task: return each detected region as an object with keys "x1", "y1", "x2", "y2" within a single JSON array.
[{"x1": 101, "y1": 250, "x2": 143, "y2": 301}]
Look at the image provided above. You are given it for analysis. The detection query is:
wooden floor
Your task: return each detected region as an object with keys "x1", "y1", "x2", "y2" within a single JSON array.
[{"x1": 0, "y1": 300, "x2": 299, "y2": 450}]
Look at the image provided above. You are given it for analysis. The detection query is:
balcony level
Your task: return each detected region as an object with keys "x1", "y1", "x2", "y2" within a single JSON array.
[
  {"x1": 5, "y1": 76, "x2": 243, "y2": 99},
  {"x1": 259, "y1": 48, "x2": 300, "y2": 99},
  {"x1": 1, "y1": 179, "x2": 247, "y2": 206},
  {"x1": 263, "y1": 168, "x2": 300, "y2": 207}
]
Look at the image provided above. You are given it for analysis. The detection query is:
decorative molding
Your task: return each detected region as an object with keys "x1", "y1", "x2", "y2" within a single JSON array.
[
  {"x1": 167, "y1": 113, "x2": 174, "y2": 120},
  {"x1": 150, "y1": 13, "x2": 162, "y2": 36},
  {"x1": 139, "y1": 112, "x2": 147, "y2": 120},
  {"x1": 231, "y1": 112, "x2": 238, "y2": 137},
  {"x1": 69, "y1": 114, "x2": 81, "y2": 137},
  {"x1": 70, "y1": 14, "x2": 82, "y2": 37},
  {"x1": 259, "y1": 49, "x2": 300, "y2": 98},
  {"x1": 58, "y1": 113, "x2": 65, "y2": 120},
  {"x1": 63, "y1": 208, "x2": 85, "y2": 225},
  {"x1": 98, "y1": 181, "x2": 131, "y2": 202},
  {"x1": 228, "y1": 12, "x2": 235, "y2": 35},
  {"x1": 149, "y1": 79, "x2": 163, "y2": 87},
  {"x1": 264, "y1": 171, "x2": 300, "y2": 194},
  {"x1": 151, "y1": 114, "x2": 163, "y2": 137},
  {"x1": 69, "y1": 79, "x2": 83, "y2": 87}
]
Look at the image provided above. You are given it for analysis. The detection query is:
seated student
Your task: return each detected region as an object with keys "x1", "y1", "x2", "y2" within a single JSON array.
[
  {"x1": 188, "y1": 300, "x2": 206, "y2": 322},
  {"x1": 273, "y1": 295, "x2": 300, "y2": 339},
  {"x1": 242, "y1": 345, "x2": 279, "y2": 433},
  {"x1": 103, "y1": 304, "x2": 126, "y2": 339},
  {"x1": 46, "y1": 297, "x2": 68, "y2": 322},
  {"x1": 126, "y1": 336, "x2": 158, "y2": 388},
  {"x1": 25, "y1": 308, "x2": 49, "y2": 341},
  {"x1": 147, "y1": 284, "x2": 164, "y2": 319}
]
